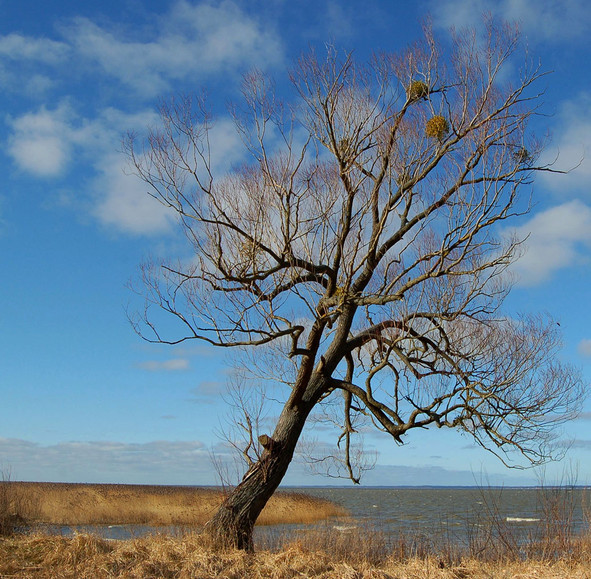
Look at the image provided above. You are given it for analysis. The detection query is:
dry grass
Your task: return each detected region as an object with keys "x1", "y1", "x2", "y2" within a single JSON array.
[
  {"x1": 0, "y1": 482, "x2": 347, "y2": 528},
  {"x1": 1, "y1": 530, "x2": 591, "y2": 579}
]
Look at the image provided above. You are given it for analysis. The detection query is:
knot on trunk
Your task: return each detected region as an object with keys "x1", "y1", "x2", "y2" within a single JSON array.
[{"x1": 258, "y1": 434, "x2": 278, "y2": 451}]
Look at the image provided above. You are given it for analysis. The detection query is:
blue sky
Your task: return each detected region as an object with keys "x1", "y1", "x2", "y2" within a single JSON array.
[{"x1": 1, "y1": 0, "x2": 590, "y2": 487}]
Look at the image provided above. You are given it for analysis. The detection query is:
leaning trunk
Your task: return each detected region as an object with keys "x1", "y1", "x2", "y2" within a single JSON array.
[{"x1": 205, "y1": 384, "x2": 320, "y2": 550}]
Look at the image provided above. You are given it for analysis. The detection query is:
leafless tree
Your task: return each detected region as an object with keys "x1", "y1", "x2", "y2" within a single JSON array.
[{"x1": 125, "y1": 21, "x2": 584, "y2": 550}]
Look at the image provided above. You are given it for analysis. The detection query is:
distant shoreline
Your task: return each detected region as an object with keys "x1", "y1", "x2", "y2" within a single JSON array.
[{"x1": 11, "y1": 481, "x2": 591, "y2": 489}]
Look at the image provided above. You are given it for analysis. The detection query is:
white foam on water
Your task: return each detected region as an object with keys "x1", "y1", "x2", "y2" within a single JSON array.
[
  {"x1": 506, "y1": 516, "x2": 540, "y2": 523},
  {"x1": 333, "y1": 525, "x2": 357, "y2": 532}
]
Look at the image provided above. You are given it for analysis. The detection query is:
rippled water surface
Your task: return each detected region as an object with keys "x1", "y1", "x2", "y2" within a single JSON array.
[{"x1": 255, "y1": 486, "x2": 590, "y2": 548}]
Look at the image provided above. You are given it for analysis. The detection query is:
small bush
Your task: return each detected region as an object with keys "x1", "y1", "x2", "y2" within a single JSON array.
[{"x1": 425, "y1": 115, "x2": 449, "y2": 140}]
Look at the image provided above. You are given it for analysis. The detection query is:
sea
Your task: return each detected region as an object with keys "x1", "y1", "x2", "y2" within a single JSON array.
[
  {"x1": 255, "y1": 486, "x2": 590, "y2": 549},
  {"x1": 63, "y1": 486, "x2": 590, "y2": 549}
]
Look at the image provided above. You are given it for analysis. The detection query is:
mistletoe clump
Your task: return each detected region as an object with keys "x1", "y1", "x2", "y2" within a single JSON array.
[
  {"x1": 407, "y1": 80, "x2": 429, "y2": 101},
  {"x1": 425, "y1": 115, "x2": 449, "y2": 140}
]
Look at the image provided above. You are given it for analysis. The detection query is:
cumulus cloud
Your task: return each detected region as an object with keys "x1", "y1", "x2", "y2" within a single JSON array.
[
  {"x1": 508, "y1": 200, "x2": 591, "y2": 286},
  {"x1": 138, "y1": 358, "x2": 190, "y2": 371},
  {"x1": 429, "y1": 0, "x2": 591, "y2": 43},
  {"x1": 92, "y1": 115, "x2": 244, "y2": 234},
  {"x1": 6, "y1": 104, "x2": 77, "y2": 177},
  {"x1": 0, "y1": 438, "x2": 209, "y2": 484},
  {"x1": 5, "y1": 103, "x2": 181, "y2": 233}
]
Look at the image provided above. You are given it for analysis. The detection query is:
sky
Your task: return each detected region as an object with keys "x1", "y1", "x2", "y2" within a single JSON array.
[{"x1": 1, "y1": 0, "x2": 590, "y2": 488}]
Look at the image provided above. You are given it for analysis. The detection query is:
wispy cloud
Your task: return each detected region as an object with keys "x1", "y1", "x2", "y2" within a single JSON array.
[
  {"x1": 508, "y1": 200, "x2": 591, "y2": 286},
  {"x1": 0, "y1": 33, "x2": 69, "y2": 64},
  {"x1": 22, "y1": 0, "x2": 283, "y2": 98},
  {"x1": 540, "y1": 93, "x2": 591, "y2": 196},
  {"x1": 0, "y1": 438, "x2": 209, "y2": 484},
  {"x1": 557, "y1": 439, "x2": 591, "y2": 450},
  {"x1": 429, "y1": 0, "x2": 591, "y2": 43},
  {"x1": 138, "y1": 358, "x2": 190, "y2": 372},
  {"x1": 577, "y1": 341, "x2": 591, "y2": 358},
  {"x1": 189, "y1": 380, "x2": 225, "y2": 405},
  {"x1": 351, "y1": 462, "x2": 537, "y2": 486}
]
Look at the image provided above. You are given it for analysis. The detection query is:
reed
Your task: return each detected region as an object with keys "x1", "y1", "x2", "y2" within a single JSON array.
[
  {"x1": 0, "y1": 482, "x2": 347, "y2": 528},
  {"x1": 2, "y1": 530, "x2": 591, "y2": 578}
]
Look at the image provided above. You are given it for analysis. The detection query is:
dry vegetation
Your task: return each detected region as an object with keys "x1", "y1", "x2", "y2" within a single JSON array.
[
  {"x1": 0, "y1": 482, "x2": 347, "y2": 527},
  {"x1": 2, "y1": 529, "x2": 591, "y2": 578}
]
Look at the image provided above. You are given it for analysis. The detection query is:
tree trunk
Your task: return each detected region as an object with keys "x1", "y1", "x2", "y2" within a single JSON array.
[{"x1": 205, "y1": 383, "x2": 320, "y2": 550}]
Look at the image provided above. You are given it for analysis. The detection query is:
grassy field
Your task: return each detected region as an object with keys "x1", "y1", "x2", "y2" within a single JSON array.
[{"x1": 0, "y1": 481, "x2": 347, "y2": 527}]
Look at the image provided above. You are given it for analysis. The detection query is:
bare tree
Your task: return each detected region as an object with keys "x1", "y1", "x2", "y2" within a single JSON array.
[{"x1": 125, "y1": 21, "x2": 584, "y2": 550}]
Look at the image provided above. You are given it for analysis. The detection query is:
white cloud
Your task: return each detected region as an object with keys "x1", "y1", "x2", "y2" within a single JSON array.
[
  {"x1": 59, "y1": 0, "x2": 283, "y2": 97},
  {"x1": 1, "y1": 2, "x2": 280, "y2": 234},
  {"x1": 92, "y1": 151, "x2": 178, "y2": 235},
  {"x1": 509, "y1": 200, "x2": 591, "y2": 285},
  {"x1": 6, "y1": 104, "x2": 75, "y2": 177},
  {"x1": 6, "y1": 103, "x2": 180, "y2": 234},
  {"x1": 0, "y1": 2, "x2": 283, "y2": 100},
  {"x1": 540, "y1": 93, "x2": 591, "y2": 196},
  {"x1": 92, "y1": 111, "x2": 245, "y2": 234},
  {"x1": 138, "y1": 358, "x2": 190, "y2": 371},
  {"x1": 0, "y1": 33, "x2": 69, "y2": 64},
  {"x1": 577, "y1": 340, "x2": 591, "y2": 358},
  {"x1": 429, "y1": 0, "x2": 591, "y2": 43}
]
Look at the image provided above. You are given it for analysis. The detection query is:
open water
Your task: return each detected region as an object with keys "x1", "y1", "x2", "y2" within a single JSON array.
[{"x1": 254, "y1": 486, "x2": 590, "y2": 549}]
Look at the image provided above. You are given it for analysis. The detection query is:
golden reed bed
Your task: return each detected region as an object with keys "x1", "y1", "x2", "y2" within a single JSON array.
[
  {"x1": 2, "y1": 532, "x2": 591, "y2": 578},
  {"x1": 0, "y1": 481, "x2": 347, "y2": 527}
]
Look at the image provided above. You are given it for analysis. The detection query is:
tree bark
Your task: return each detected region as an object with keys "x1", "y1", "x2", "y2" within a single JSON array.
[{"x1": 205, "y1": 377, "x2": 324, "y2": 550}]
